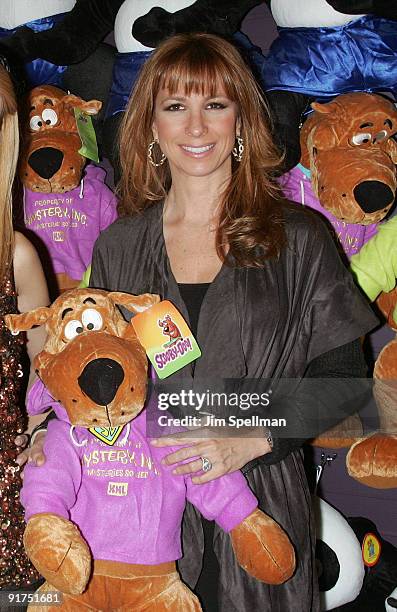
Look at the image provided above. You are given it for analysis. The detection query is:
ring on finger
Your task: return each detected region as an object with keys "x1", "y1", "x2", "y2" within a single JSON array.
[{"x1": 201, "y1": 456, "x2": 213, "y2": 472}]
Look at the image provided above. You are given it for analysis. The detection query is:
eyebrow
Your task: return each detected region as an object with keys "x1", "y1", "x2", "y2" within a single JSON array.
[
  {"x1": 61, "y1": 307, "x2": 73, "y2": 319},
  {"x1": 159, "y1": 93, "x2": 229, "y2": 105},
  {"x1": 359, "y1": 122, "x2": 374, "y2": 128},
  {"x1": 385, "y1": 119, "x2": 393, "y2": 128},
  {"x1": 43, "y1": 98, "x2": 54, "y2": 106},
  {"x1": 159, "y1": 95, "x2": 187, "y2": 104},
  {"x1": 83, "y1": 297, "x2": 96, "y2": 305}
]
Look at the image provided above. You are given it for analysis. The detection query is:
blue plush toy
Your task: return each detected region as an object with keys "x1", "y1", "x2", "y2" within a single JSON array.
[{"x1": 259, "y1": 0, "x2": 397, "y2": 171}]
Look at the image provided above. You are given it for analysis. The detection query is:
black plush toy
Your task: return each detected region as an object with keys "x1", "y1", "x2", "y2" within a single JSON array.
[
  {"x1": 0, "y1": 2, "x2": 116, "y2": 128},
  {"x1": 331, "y1": 517, "x2": 397, "y2": 612},
  {"x1": 258, "y1": 0, "x2": 397, "y2": 172}
]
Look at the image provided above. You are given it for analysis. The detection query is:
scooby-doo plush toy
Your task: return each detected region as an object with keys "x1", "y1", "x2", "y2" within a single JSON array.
[
  {"x1": 19, "y1": 85, "x2": 117, "y2": 295},
  {"x1": 344, "y1": 220, "x2": 397, "y2": 488},
  {"x1": 281, "y1": 92, "x2": 397, "y2": 258},
  {"x1": 308, "y1": 216, "x2": 397, "y2": 487},
  {"x1": 5, "y1": 288, "x2": 295, "y2": 611},
  {"x1": 281, "y1": 92, "x2": 397, "y2": 486}
]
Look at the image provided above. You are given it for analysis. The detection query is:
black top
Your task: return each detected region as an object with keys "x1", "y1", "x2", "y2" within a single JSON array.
[
  {"x1": 176, "y1": 280, "x2": 368, "y2": 464},
  {"x1": 178, "y1": 282, "x2": 210, "y2": 338}
]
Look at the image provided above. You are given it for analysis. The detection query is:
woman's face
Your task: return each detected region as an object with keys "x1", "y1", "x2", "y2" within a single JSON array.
[{"x1": 152, "y1": 83, "x2": 240, "y2": 181}]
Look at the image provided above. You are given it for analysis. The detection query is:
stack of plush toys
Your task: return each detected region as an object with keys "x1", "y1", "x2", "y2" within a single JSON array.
[
  {"x1": 5, "y1": 288, "x2": 295, "y2": 611},
  {"x1": 0, "y1": 2, "x2": 397, "y2": 610},
  {"x1": 19, "y1": 83, "x2": 117, "y2": 295}
]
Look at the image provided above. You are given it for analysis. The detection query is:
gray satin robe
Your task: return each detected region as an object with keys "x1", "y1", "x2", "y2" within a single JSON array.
[{"x1": 90, "y1": 201, "x2": 377, "y2": 612}]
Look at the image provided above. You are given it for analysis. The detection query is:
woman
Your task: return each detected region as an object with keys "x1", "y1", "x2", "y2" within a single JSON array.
[
  {"x1": 88, "y1": 33, "x2": 376, "y2": 611},
  {"x1": 0, "y1": 60, "x2": 49, "y2": 599}
]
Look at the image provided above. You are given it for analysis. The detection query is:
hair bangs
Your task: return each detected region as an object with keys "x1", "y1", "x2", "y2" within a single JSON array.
[{"x1": 157, "y1": 44, "x2": 238, "y2": 101}]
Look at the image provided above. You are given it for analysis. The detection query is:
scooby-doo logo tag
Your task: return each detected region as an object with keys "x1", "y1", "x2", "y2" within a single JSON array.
[
  {"x1": 155, "y1": 334, "x2": 194, "y2": 370},
  {"x1": 132, "y1": 300, "x2": 201, "y2": 379}
]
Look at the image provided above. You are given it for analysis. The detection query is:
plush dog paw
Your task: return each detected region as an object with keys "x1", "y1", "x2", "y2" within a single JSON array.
[
  {"x1": 347, "y1": 434, "x2": 397, "y2": 488},
  {"x1": 230, "y1": 508, "x2": 295, "y2": 584},
  {"x1": 24, "y1": 513, "x2": 91, "y2": 594},
  {"x1": 311, "y1": 413, "x2": 363, "y2": 448}
]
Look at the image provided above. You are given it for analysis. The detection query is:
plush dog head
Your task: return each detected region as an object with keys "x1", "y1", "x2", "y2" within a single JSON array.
[
  {"x1": 19, "y1": 85, "x2": 101, "y2": 193},
  {"x1": 5, "y1": 288, "x2": 160, "y2": 428},
  {"x1": 300, "y1": 93, "x2": 397, "y2": 224}
]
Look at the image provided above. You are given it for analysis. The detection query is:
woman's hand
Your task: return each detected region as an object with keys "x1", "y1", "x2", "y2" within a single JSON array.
[
  {"x1": 15, "y1": 431, "x2": 46, "y2": 469},
  {"x1": 151, "y1": 428, "x2": 271, "y2": 484}
]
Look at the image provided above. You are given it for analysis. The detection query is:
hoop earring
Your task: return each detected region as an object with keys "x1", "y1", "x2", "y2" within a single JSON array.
[
  {"x1": 148, "y1": 140, "x2": 166, "y2": 167},
  {"x1": 232, "y1": 135, "x2": 244, "y2": 162}
]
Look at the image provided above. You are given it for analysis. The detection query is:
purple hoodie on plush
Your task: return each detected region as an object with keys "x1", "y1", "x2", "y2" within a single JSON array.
[
  {"x1": 23, "y1": 164, "x2": 117, "y2": 281},
  {"x1": 21, "y1": 379, "x2": 258, "y2": 565},
  {"x1": 280, "y1": 164, "x2": 379, "y2": 259}
]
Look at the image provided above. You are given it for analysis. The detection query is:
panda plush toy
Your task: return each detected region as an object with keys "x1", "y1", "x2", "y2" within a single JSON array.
[
  {"x1": 387, "y1": 587, "x2": 397, "y2": 612},
  {"x1": 315, "y1": 498, "x2": 397, "y2": 612},
  {"x1": 0, "y1": 0, "x2": 76, "y2": 88},
  {"x1": 333, "y1": 517, "x2": 397, "y2": 612},
  {"x1": 257, "y1": 0, "x2": 397, "y2": 171},
  {"x1": 314, "y1": 496, "x2": 365, "y2": 610}
]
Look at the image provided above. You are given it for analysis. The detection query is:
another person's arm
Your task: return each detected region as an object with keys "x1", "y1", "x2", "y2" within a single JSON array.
[{"x1": 13, "y1": 232, "x2": 49, "y2": 463}]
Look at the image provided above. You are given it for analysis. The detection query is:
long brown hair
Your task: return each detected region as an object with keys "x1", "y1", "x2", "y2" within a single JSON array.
[
  {"x1": 0, "y1": 65, "x2": 18, "y2": 282},
  {"x1": 118, "y1": 33, "x2": 286, "y2": 267}
]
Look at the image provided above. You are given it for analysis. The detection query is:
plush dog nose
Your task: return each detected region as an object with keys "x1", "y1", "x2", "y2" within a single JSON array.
[
  {"x1": 28, "y1": 147, "x2": 64, "y2": 179},
  {"x1": 354, "y1": 181, "x2": 394, "y2": 213},
  {"x1": 78, "y1": 358, "x2": 125, "y2": 406}
]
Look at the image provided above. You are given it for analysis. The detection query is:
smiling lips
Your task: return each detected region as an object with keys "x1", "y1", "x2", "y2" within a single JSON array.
[{"x1": 181, "y1": 144, "x2": 215, "y2": 156}]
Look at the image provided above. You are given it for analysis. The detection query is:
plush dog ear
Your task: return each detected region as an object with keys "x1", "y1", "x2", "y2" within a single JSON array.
[
  {"x1": 108, "y1": 292, "x2": 160, "y2": 313},
  {"x1": 5, "y1": 307, "x2": 51, "y2": 333},
  {"x1": 63, "y1": 94, "x2": 102, "y2": 115}
]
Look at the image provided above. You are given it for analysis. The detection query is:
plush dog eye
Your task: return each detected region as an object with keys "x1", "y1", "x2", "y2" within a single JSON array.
[
  {"x1": 81, "y1": 308, "x2": 103, "y2": 331},
  {"x1": 64, "y1": 319, "x2": 84, "y2": 340},
  {"x1": 29, "y1": 115, "x2": 43, "y2": 131},
  {"x1": 42, "y1": 109, "x2": 58, "y2": 126},
  {"x1": 351, "y1": 132, "x2": 372, "y2": 145}
]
